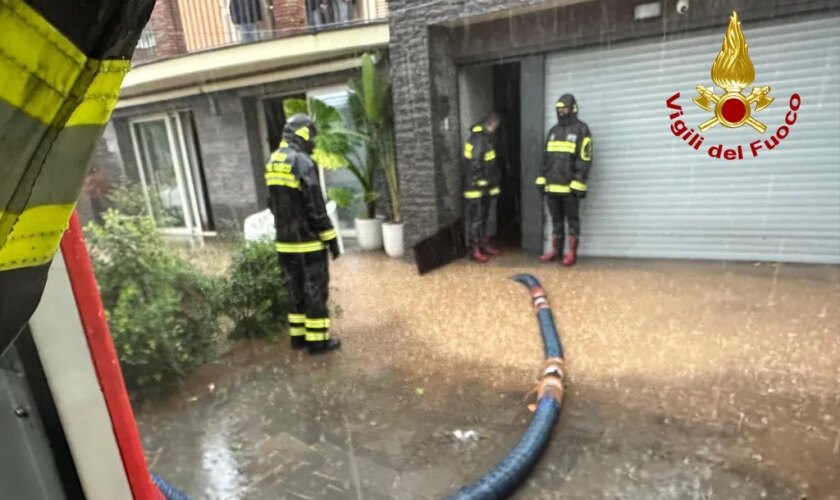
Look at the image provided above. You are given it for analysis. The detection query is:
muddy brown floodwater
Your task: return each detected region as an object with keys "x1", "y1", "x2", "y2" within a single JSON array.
[{"x1": 137, "y1": 253, "x2": 840, "y2": 500}]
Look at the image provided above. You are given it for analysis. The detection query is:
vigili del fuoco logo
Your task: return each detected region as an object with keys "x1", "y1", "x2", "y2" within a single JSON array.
[{"x1": 666, "y1": 12, "x2": 801, "y2": 160}]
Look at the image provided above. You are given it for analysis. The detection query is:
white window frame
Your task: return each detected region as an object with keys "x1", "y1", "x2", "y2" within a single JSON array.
[{"x1": 129, "y1": 112, "x2": 207, "y2": 245}]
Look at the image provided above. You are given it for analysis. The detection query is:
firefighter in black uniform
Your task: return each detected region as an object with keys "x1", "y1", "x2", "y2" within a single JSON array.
[
  {"x1": 266, "y1": 114, "x2": 341, "y2": 354},
  {"x1": 537, "y1": 94, "x2": 592, "y2": 267},
  {"x1": 463, "y1": 113, "x2": 502, "y2": 263}
]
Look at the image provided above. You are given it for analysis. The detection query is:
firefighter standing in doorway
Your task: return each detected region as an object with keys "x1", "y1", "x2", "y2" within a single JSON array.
[
  {"x1": 463, "y1": 113, "x2": 502, "y2": 263},
  {"x1": 266, "y1": 114, "x2": 341, "y2": 354},
  {"x1": 537, "y1": 94, "x2": 592, "y2": 267}
]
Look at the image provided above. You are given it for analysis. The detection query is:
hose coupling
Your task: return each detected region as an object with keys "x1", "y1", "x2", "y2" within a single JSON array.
[{"x1": 530, "y1": 286, "x2": 549, "y2": 310}]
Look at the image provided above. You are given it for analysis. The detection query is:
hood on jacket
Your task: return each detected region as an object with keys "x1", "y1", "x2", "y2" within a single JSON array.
[
  {"x1": 282, "y1": 113, "x2": 317, "y2": 154},
  {"x1": 470, "y1": 112, "x2": 501, "y2": 135},
  {"x1": 555, "y1": 94, "x2": 578, "y2": 125}
]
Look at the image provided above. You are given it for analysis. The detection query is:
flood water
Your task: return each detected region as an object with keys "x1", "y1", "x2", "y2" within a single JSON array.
[{"x1": 137, "y1": 254, "x2": 840, "y2": 499}]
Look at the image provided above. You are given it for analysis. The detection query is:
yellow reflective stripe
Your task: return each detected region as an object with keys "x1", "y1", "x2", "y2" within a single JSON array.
[
  {"x1": 66, "y1": 60, "x2": 130, "y2": 126},
  {"x1": 483, "y1": 150, "x2": 496, "y2": 161},
  {"x1": 0, "y1": 204, "x2": 75, "y2": 271},
  {"x1": 475, "y1": 179, "x2": 489, "y2": 187},
  {"x1": 265, "y1": 171, "x2": 296, "y2": 180},
  {"x1": 289, "y1": 326, "x2": 306, "y2": 337},
  {"x1": 581, "y1": 136, "x2": 592, "y2": 161},
  {"x1": 319, "y1": 228, "x2": 337, "y2": 241},
  {"x1": 0, "y1": 0, "x2": 86, "y2": 125},
  {"x1": 270, "y1": 151, "x2": 288, "y2": 162},
  {"x1": 545, "y1": 184, "x2": 571, "y2": 193},
  {"x1": 463, "y1": 190, "x2": 483, "y2": 199},
  {"x1": 305, "y1": 332, "x2": 328, "y2": 342},
  {"x1": 570, "y1": 180, "x2": 587, "y2": 192},
  {"x1": 463, "y1": 143, "x2": 474, "y2": 159},
  {"x1": 295, "y1": 126, "x2": 310, "y2": 141},
  {"x1": 265, "y1": 179, "x2": 301, "y2": 189},
  {"x1": 265, "y1": 171, "x2": 300, "y2": 188},
  {"x1": 288, "y1": 313, "x2": 306, "y2": 323},
  {"x1": 0, "y1": 1, "x2": 128, "y2": 127},
  {"x1": 305, "y1": 318, "x2": 330, "y2": 329},
  {"x1": 471, "y1": 125, "x2": 483, "y2": 132},
  {"x1": 546, "y1": 141, "x2": 576, "y2": 153},
  {"x1": 535, "y1": 176, "x2": 546, "y2": 186},
  {"x1": 489, "y1": 187, "x2": 501, "y2": 196},
  {"x1": 279, "y1": 140, "x2": 289, "y2": 148},
  {"x1": 275, "y1": 241, "x2": 325, "y2": 253}
]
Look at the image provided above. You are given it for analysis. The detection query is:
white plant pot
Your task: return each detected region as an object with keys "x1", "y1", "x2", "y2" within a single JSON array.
[
  {"x1": 355, "y1": 217, "x2": 383, "y2": 251},
  {"x1": 382, "y1": 222, "x2": 404, "y2": 258}
]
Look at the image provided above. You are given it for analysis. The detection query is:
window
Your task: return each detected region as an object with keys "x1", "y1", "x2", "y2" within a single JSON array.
[{"x1": 129, "y1": 112, "x2": 212, "y2": 239}]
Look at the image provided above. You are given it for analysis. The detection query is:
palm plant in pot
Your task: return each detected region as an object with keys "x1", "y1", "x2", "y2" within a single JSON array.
[
  {"x1": 349, "y1": 53, "x2": 402, "y2": 257},
  {"x1": 282, "y1": 96, "x2": 380, "y2": 249}
]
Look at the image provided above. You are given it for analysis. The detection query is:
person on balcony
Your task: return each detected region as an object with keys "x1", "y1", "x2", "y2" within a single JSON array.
[
  {"x1": 333, "y1": 0, "x2": 355, "y2": 24},
  {"x1": 307, "y1": 0, "x2": 332, "y2": 26},
  {"x1": 229, "y1": 0, "x2": 262, "y2": 43}
]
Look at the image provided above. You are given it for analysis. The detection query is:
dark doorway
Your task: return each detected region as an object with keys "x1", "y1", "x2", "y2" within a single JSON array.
[
  {"x1": 261, "y1": 93, "x2": 305, "y2": 154},
  {"x1": 491, "y1": 62, "x2": 522, "y2": 248}
]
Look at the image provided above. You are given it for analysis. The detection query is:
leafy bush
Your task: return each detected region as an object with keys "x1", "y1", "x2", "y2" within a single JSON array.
[
  {"x1": 85, "y1": 209, "x2": 223, "y2": 391},
  {"x1": 221, "y1": 241, "x2": 289, "y2": 339}
]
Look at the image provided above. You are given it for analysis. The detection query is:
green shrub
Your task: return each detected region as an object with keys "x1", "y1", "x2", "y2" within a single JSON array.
[
  {"x1": 222, "y1": 241, "x2": 289, "y2": 339},
  {"x1": 85, "y1": 209, "x2": 223, "y2": 391}
]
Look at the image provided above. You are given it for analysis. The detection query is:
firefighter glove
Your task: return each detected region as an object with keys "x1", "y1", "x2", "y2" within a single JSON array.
[{"x1": 328, "y1": 239, "x2": 341, "y2": 260}]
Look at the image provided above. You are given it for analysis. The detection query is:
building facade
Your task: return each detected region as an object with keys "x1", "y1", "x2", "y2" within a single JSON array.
[
  {"x1": 81, "y1": 0, "x2": 389, "y2": 242},
  {"x1": 388, "y1": 0, "x2": 840, "y2": 263}
]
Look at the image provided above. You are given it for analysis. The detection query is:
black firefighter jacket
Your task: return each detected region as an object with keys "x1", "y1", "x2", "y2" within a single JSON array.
[
  {"x1": 265, "y1": 141, "x2": 337, "y2": 253},
  {"x1": 462, "y1": 125, "x2": 499, "y2": 200},
  {"x1": 537, "y1": 120, "x2": 593, "y2": 197}
]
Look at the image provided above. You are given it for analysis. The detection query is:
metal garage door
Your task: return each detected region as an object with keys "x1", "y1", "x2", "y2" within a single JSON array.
[{"x1": 544, "y1": 15, "x2": 840, "y2": 263}]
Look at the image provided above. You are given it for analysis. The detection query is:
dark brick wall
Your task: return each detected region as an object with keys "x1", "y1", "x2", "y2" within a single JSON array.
[{"x1": 389, "y1": 0, "x2": 840, "y2": 251}]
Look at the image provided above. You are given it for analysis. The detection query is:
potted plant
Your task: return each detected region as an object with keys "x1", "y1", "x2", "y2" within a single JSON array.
[
  {"x1": 283, "y1": 97, "x2": 383, "y2": 250},
  {"x1": 349, "y1": 53, "x2": 402, "y2": 257}
]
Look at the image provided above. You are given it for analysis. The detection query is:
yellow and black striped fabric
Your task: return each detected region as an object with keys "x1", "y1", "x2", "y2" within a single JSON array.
[
  {"x1": 304, "y1": 317, "x2": 330, "y2": 342},
  {"x1": 288, "y1": 313, "x2": 306, "y2": 337},
  {"x1": 0, "y1": 0, "x2": 154, "y2": 353}
]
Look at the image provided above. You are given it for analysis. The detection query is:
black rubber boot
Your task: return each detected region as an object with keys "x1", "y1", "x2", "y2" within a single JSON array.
[
  {"x1": 307, "y1": 338, "x2": 341, "y2": 355},
  {"x1": 290, "y1": 336, "x2": 307, "y2": 350}
]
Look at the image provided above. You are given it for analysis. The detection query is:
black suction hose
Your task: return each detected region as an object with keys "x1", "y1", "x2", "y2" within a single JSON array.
[{"x1": 447, "y1": 274, "x2": 566, "y2": 500}]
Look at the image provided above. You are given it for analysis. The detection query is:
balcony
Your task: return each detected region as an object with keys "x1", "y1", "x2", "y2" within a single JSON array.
[{"x1": 133, "y1": 0, "x2": 389, "y2": 65}]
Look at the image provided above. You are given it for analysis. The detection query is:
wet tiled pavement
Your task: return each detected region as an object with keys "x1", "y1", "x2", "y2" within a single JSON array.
[{"x1": 137, "y1": 253, "x2": 840, "y2": 499}]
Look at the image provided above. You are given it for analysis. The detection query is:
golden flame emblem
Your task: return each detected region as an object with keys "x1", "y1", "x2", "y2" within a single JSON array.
[{"x1": 693, "y1": 12, "x2": 774, "y2": 133}]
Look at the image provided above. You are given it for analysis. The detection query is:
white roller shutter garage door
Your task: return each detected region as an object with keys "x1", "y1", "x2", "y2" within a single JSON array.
[{"x1": 544, "y1": 15, "x2": 840, "y2": 263}]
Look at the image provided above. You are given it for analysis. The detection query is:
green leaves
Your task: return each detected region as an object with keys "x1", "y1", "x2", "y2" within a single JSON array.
[
  {"x1": 349, "y1": 52, "x2": 400, "y2": 222},
  {"x1": 283, "y1": 97, "x2": 356, "y2": 170},
  {"x1": 327, "y1": 186, "x2": 358, "y2": 209}
]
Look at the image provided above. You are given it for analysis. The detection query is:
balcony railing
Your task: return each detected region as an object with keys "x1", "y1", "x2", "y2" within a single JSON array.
[{"x1": 133, "y1": 0, "x2": 388, "y2": 65}]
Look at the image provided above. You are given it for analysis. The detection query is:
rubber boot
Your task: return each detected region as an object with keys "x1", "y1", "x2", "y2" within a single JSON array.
[
  {"x1": 308, "y1": 338, "x2": 341, "y2": 355},
  {"x1": 482, "y1": 237, "x2": 501, "y2": 257},
  {"x1": 290, "y1": 336, "x2": 307, "y2": 350},
  {"x1": 539, "y1": 237, "x2": 563, "y2": 263},
  {"x1": 562, "y1": 236, "x2": 578, "y2": 267},
  {"x1": 470, "y1": 244, "x2": 489, "y2": 263}
]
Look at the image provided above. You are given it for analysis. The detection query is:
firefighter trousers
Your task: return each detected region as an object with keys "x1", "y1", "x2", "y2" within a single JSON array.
[
  {"x1": 277, "y1": 250, "x2": 331, "y2": 342},
  {"x1": 545, "y1": 195, "x2": 580, "y2": 239},
  {"x1": 465, "y1": 196, "x2": 487, "y2": 247}
]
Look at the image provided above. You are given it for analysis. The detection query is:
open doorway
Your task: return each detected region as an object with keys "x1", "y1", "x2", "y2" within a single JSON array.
[
  {"x1": 458, "y1": 61, "x2": 522, "y2": 250},
  {"x1": 490, "y1": 62, "x2": 521, "y2": 248}
]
